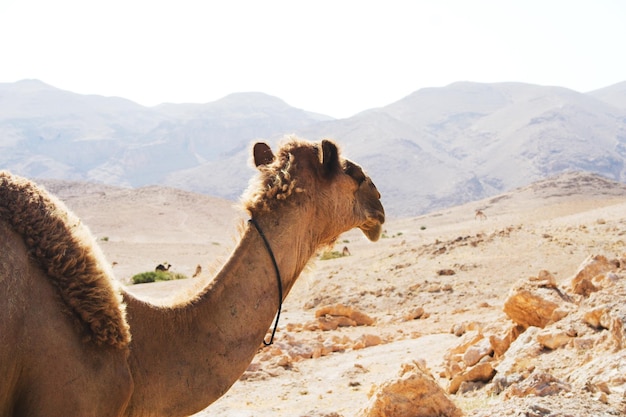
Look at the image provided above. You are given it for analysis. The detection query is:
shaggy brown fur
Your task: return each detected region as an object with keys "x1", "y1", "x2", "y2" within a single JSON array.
[
  {"x1": 244, "y1": 138, "x2": 304, "y2": 213},
  {"x1": 243, "y1": 136, "x2": 345, "y2": 214},
  {"x1": 0, "y1": 171, "x2": 130, "y2": 348}
]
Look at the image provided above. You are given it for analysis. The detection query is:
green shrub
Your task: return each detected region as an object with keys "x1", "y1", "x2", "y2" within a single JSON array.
[
  {"x1": 131, "y1": 270, "x2": 187, "y2": 284},
  {"x1": 319, "y1": 250, "x2": 345, "y2": 261}
]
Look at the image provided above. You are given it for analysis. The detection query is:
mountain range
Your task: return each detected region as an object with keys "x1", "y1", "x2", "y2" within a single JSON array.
[{"x1": 1, "y1": 79, "x2": 625, "y2": 217}]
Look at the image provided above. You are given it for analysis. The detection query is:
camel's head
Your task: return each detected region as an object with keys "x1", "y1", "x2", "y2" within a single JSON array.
[{"x1": 244, "y1": 137, "x2": 385, "y2": 243}]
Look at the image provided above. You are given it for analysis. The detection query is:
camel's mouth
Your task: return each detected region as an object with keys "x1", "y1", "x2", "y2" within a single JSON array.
[
  {"x1": 359, "y1": 211, "x2": 385, "y2": 242},
  {"x1": 361, "y1": 223, "x2": 383, "y2": 242}
]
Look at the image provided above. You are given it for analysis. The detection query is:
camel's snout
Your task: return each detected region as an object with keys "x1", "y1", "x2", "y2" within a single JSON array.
[
  {"x1": 360, "y1": 208, "x2": 385, "y2": 242},
  {"x1": 361, "y1": 222, "x2": 383, "y2": 242}
]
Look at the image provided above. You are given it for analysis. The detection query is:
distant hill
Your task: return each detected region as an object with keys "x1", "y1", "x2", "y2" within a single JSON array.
[
  {"x1": 38, "y1": 178, "x2": 241, "y2": 246},
  {"x1": 297, "y1": 82, "x2": 626, "y2": 215},
  {"x1": 1, "y1": 79, "x2": 625, "y2": 217},
  {"x1": 589, "y1": 81, "x2": 626, "y2": 110},
  {"x1": 0, "y1": 79, "x2": 330, "y2": 186}
]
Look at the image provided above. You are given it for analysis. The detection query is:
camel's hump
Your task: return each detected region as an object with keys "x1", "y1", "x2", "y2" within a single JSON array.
[{"x1": 0, "y1": 171, "x2": 130, "y2": 348}]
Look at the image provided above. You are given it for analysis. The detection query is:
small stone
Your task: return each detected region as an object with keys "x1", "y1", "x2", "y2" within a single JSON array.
[
  {"x1": 404, "y1": 307, "x2": 425, "y2": 321},
  {"x1": 463, "y1": 338, "x2": 493, "y2": 367},
  {"x1": 536, "y1": 329, "x2": 570, "y2": 350},
  {"x1": 448, "y1": 362, "x2": 496, "y2": 394}
]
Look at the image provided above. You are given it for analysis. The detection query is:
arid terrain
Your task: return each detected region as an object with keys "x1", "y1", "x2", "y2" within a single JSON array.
[{"x1": 45, "y1": 171, "x2": 626, "y2": 416}]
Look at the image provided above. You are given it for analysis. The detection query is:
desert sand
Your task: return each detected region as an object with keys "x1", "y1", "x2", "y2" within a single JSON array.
[{"x1": 46, "y1": 172, "x2": 626, "y2": 416}]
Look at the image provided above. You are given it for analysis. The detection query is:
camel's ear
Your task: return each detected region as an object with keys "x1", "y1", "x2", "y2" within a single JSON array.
[
  {"x1": 253, "y1": 142, "x2": 274, "y2": 167},
  {"x1": 320, "y1": 139, "x2": 340, "y2": 176}
]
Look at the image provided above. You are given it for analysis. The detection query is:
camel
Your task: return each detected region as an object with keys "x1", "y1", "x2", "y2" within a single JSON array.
[
  {"x1": 475, "y1": 209, "x2": 487, "y2": 221},
  {"x1": 154, "y1": 262, "x2": 171, "y2": 272},
  {"x1": 0, "y1": 137, "x2": 385, "y2": 417}
]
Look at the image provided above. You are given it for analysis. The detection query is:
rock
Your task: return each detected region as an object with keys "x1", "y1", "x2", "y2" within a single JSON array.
[
  {"x1": 470, "y1": 393, "x2": 620, "y2": 416},
  {"x1": 448, "y1": 362, "x2": 496, "y2": 394},
  {"x1": 573, "y1": 278, "x2": 598, "y2": 297},
  {"x1": 451, "y1": 323, "x2": 466, "y2": 337},
  {"x1": 595, "y1": 391, "x2": 609, "y2": 404},
  {"x1": 315, "y1": 304, "x2": 354, "y2": 318},
  {"x1": 579, "y1": 283, "x2": 626, "y2": 350},
  {"x1": 529, "y1": 270, "x2": 557, "y2": 288},
  {"x1": 316, "y1": 316, "x2": 341, "y2": 331},
  {"x1": 311, "y1": 344, "x2": 332, "y2": 359},
  {"x1": 610, "y1": 315, "x2": 625, "y2": 350},
  {"x1": 353, "y1": 334, "x2": 382, "y2": 350},
  {"x1": 572, "y1": 337, "x2": 595, "y2": 350},
  {"x1": 604, "y1": 271, "x2": 622, "y2": 284},
  {"x1": 567, "y1": 349, "x2": 626, "y2": 396},
  {"x1": 503, "y1": 286, "x2": 558, "y2": 328},
  {"x1": 443, "y1": 354, "x2": 465, "y2": 380},
  {"x1": 447, "y1": 330, "x2": 484, "y2": 356},
  {"x1": 488, "y1": 335, "x2": 508, "y2": 359},
  {"x1": 404, "y1": 307, "x2": 425, "y2": 321},
  {"x1": 462, "y1": 338, "x2": 493, "y2": 367},
  {"x1": 443, "y1": 331, "x2": 487, "y2": 381},
  {"x1": 495, "y1": 327, "x2": 542, "y2": 379},
  {"x1": 583, "y1": 307, "x2": 611, "y2": 329},
  {"x1": 275, "y1": 354, "x2": 293, "y2": 368},
  {"x1": 285, "y1": 322, "x2": 303, "y2": 332},
  {"x1": 571, "y1": 254, "x2": 616, "y2": 296},
  {"x1": 334, "y1": 316, "x2": 358, "y2": 327},
  {"x1": 503, "y1": 276, "x2": 574, "y2": 328},
  {"x1": 549, "y1": 306, "x2": 571, "y2": 323},
  {"x1": 535, "y1": 329, "x2": 570, "y2": 350},
  {"x1": 505, "y1": 372, "x2": 571, "y2": 398},
  {"x1": 489, "y1": 325, "x2": 524, "y2": 358},
  {"x1": 489, "y1": 374, "x2": 524, "y2": 395},
  {"x1": 316, "y1": 304, "x2": 375, "y2": 326},
  {"x1": 351, "y1": 311, "x2": 376, "y2": 326},
  {"x1": 360, "y1": 362, "x2": 463, "y2": 417},
  {"x1": 456, "y1": 381, "x2": 485, "y2": 394}
]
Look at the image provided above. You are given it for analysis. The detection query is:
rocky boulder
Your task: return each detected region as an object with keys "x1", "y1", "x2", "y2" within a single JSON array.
[
  {"x1": 360, "y1": 362, "x2": 463, "y2": 417},
  {"x1": 570, "y1": 254, "x2": 618, "y2": 296},
  {"x1": 503, "y1": 271, "x2": 575, "y2": 328}
]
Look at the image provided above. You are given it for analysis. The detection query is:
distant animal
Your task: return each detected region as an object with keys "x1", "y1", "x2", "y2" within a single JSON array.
[
  {"x1": 475, "y1": 209, "x2": 487, "y2": 221},
  {"x1": 155, "y1": 263, "x2": 171, "y2": 272},
  {"x1": 192, "y1": 264, "x2": 202, "y2": 278},
  {"x1": 0, "y1": 137, "x2": 384, "y2": 416},
  {"x1": 342, "y1": 246, "x2": 351, "y2": 256}
]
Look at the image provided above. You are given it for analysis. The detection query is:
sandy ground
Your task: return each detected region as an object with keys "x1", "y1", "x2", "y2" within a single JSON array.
[{"x1": 47, "y1": 172, "x2": 626, "y2": 416}]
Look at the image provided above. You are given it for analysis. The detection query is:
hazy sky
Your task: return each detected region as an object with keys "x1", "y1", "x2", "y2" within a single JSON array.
[{"x1": 1, "y1": 0, "x2": 625, "y2": 118}]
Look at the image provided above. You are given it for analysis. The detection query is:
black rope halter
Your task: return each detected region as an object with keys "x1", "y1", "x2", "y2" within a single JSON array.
[{"x1": 248, "y1": 218, "x2": 283, "y2": 346}]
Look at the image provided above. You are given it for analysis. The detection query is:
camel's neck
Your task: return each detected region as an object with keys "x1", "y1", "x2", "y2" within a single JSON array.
[{"x1": 123, "y1": 216, "x2": 319, "y2": 417}]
